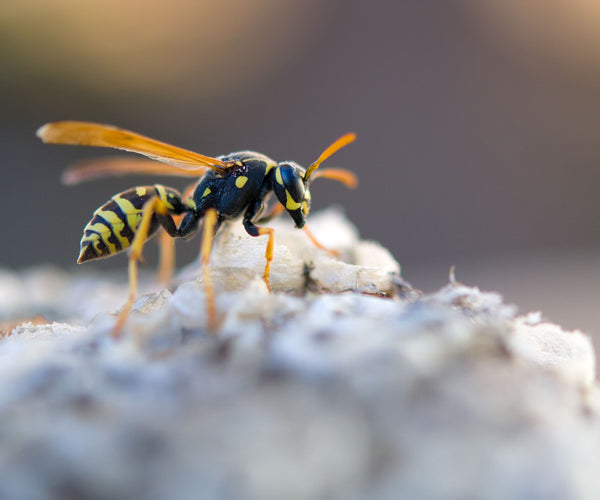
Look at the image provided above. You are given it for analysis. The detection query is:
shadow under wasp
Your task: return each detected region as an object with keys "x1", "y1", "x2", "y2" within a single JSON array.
[{"x1": 37, "y1": 122, "x2": 357, "y2": 335}]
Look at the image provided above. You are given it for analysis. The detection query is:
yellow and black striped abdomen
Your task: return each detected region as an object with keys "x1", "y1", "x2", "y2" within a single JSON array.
[{"x1": 78, "y1": 185, "x2": 183, "y2": 263}]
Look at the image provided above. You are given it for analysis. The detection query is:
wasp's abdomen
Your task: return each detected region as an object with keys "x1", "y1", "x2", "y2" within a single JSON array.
[{"x1": 78, "y1": 185, "x2": 179, "y2": 263}]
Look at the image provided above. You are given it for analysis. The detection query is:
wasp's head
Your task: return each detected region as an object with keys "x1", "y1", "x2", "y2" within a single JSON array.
[
  {"x1": 273, "y1": 161, "x2": 310, "y2": 228},
  {"x1": 272, "y1": 133, "x2": 357, "y2": 230}
]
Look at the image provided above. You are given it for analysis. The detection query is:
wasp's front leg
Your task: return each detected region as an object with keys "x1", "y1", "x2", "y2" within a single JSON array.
[{"x1": 243, "y1": 201, "x2": 275, "y2": 292}]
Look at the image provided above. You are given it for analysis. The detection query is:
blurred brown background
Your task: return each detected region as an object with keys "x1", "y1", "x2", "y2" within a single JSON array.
[{"x1": 2, "y1": 1, "x2": 600, "y2": 339}]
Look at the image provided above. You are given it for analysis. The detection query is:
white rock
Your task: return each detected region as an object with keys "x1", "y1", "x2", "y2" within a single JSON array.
[
  {"x1": 511, "y1": 316, "x2": 596, "y2": 386},
  {"x1": 0, "y1": 210, "x2": 597, "y2": 499}
]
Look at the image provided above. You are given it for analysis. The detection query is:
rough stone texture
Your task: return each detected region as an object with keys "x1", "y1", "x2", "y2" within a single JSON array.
[{"x1": 0, "y1": 209, "x2": 598, "y2": 500}]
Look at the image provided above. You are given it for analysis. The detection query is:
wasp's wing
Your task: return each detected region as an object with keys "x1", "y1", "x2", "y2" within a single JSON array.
[
  {"x1": 37, "y1": 121, "x2": 230, "y2": 173},
  {"x1": 62, "y1": 157, "x2": 210, "y2": 185}
]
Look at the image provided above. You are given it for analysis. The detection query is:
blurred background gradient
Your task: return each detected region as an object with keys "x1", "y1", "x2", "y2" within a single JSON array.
[{"x1": 3, "y1": 1, "x2": 600, "y2": 341}]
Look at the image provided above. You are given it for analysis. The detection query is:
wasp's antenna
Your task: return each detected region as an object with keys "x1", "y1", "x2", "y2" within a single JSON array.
[{"x1": 304, "y1": 132, "x2": 356, "y2": 183}]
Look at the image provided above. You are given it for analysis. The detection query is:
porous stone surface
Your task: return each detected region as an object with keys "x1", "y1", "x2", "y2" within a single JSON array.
[{"x1": 0, "y1": 209, "x2": 598, "y2": 500}]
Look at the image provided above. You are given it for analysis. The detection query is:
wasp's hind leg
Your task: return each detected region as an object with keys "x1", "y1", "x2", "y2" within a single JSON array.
[
  {"x1": 157, "y1": 229, "x2": 176, "y2": 285},
  {"x1": 199, "y1": 208, "x2": 221, "y2": 331},
  {"x1": 157, "y1": 182, "x2": 199, "y2": 285},
  {"x1": 113, "y1": 194, "x2": 187, "y2": 337}
]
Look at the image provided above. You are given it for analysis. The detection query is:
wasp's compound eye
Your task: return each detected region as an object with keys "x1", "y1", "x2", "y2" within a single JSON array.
[{"x1": 278, "y1": 163, "x2": 305, "y2": 203}]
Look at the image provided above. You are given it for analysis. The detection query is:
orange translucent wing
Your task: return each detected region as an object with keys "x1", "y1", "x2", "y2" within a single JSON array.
[
  {"x1": 62, "y1": 157, "x2": 209, "y2": 185},
  {"x1": 37, "y1": 121, "x2": 229, "y2": 172},
  {"x1": 310, "y1": 168, "x2": 358, "y2": 188},
  {"x1": 304, "y1": 132, "x2": 356, "y2": 181}
]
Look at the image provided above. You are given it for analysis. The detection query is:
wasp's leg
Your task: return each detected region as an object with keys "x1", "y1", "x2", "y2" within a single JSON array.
[
  {"x1": 255, "y1": 203, "x2": 337, "y2": 256},
  {"x1": 199, "y1": 208, "x2": 220, "y2": 331},
  {"x1": 255, "y1": 203, "x2": 284, "y2": 224},
  {"x1": 156, "y1": 209, "x2": 192, "y2": 285},
  {"x1": 302, "y1": 224, "x2": 340, "y2": 257},
  {"x1": 258, "y1": 227, "x2": 275, "y2": 291},
  {"x1": 243, "y1": 200, "x2": 276, "y2": 291},
  {"x1": 243, "y1": 218, "x2": 275, "y2": 292},
  {"x1": 258, "y1": 204, "x2": 338, "y2": 257},
  {"x1": 113, "y1": 196, "x2": 181, "y2": 337},
  {"x1": 157, "y1": 228, "x2": 176, "y2": 285}
]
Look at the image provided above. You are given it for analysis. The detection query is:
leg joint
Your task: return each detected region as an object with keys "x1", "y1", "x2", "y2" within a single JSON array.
[{"x1": 243, "y1": 218, "x2": 260, "y2": 237}]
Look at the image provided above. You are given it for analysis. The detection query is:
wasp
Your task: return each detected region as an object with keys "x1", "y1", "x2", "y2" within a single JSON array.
[{"x1": 37, "y1": 121, "x2": 357, "y2": 334}]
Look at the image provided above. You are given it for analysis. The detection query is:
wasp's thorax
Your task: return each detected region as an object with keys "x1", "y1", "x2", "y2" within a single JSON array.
[{"x1": 273, "y1": 162, "x2": 311, "y2": 228}]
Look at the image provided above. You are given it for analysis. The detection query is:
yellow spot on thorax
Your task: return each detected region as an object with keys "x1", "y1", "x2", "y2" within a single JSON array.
[
  {"x1": 235, "y1": 176, "x2": 248, "y2": 189},
  {"x1": 202, "y1": 187, "x2": 211, "y2": 198},
  {"x1": 275, "y1": 168, "x2": 284, "y2": 186},
  {"x1": 265, "y1": 161, "x2": 276, "y2": 174},
  {"x1": 136, "y1": 187, "x2": 147, "y2": 197}
]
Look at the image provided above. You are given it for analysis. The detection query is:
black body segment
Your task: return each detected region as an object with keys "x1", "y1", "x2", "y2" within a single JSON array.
[{"x1": 191, "y1": 153, "x2": 276, "y2": 222}]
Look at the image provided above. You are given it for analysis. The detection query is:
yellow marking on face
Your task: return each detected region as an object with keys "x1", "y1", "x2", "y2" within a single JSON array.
[
  {"x1": 302, "y1": 201, "x2": 309, "y2": 216},
  {"x1": 235, "y1": 176, "x2": 248, "y2": 189},
  {"x1": 285, "y1": 191, "x2": 301, "y2": 211},
  {"x1": 275, "y1": 167, "x2": 284, "y2": 186},
  {"x1": 136, "y1": 187, "x2": 147, "y2": 197},
  {"x1": 202, "y1": 187, "x2": 211, "y2": 198}
]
